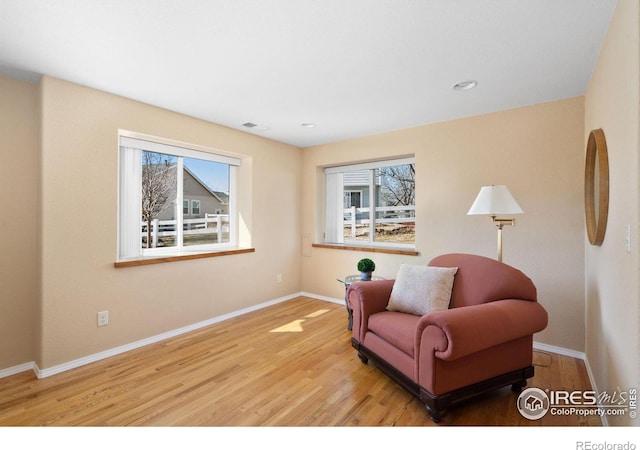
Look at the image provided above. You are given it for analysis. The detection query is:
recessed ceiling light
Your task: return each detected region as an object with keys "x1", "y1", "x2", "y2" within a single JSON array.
[
  {"x1": 300, "y1": 122, "x2": 316, "y2": 128},
  {"x1": 453, "y1": 80, "x2": 478, "y2": 91}
]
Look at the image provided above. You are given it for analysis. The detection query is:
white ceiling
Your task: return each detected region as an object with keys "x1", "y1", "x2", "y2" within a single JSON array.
[{"x1": 0, "y1": 0, "x2": 617, "y2": 148}]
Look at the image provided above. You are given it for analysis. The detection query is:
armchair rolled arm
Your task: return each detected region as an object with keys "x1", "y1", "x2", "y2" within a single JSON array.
[
  {"x1": 416, "y1": 299, "x2": 548, "y2": 361},
  {"x1": 347, "y1": 279, "x2": 395, "y2": 341}
]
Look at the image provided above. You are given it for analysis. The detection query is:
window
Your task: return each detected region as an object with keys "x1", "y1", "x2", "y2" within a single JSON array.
[
  {"x1": 344, "y1": 190, "x2": 362, "y2": 208},
  {"x1": 118, "y1": 134, "x2": 240, "y2": 260},
  {"x1": 325, "y1": 157, "x2": 415, "y2": 247},
  {"x1": 191, "y1": 199, "x2": 201, "y2": 215}
]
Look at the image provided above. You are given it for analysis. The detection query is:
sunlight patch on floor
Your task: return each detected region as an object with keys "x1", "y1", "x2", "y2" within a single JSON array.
[
  {"x1": 270, "y1": 319, "x2": 305, "y2": 333},
  {"x1": 269, "y1": 309, "x2": 330, "y2": 333},
  {"x1": 304, "y1": 309, "x2": 330, "y2": 318}
]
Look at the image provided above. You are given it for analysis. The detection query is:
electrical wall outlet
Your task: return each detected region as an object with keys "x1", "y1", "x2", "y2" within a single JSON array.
[
  {"x1": 276, "y1": 274, "x2": 282, "y2": 283},
  {"x1": 97, "y1": 310, "x2": 109, "y2": 327}
]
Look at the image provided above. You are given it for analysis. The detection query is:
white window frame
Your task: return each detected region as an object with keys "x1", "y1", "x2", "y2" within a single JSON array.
[
  {"x1": 324, "y1": 157, "x2": 415, "y2": 249},
  {"x1": 118, "y1": 133, "x2": 241, "y2": 260},
  {"x1": 191, "y1": 199, "x2": 201, "y2": 216},
  {"x1": 183, "y1": 199, "x2": 190, "y2": 215}
]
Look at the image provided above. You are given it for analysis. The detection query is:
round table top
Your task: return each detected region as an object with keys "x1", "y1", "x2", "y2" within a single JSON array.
[{"x1": 337, "y1": 274, "x2": 385, "y2": 285}]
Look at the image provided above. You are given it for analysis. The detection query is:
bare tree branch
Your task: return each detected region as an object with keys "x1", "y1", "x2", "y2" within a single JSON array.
[
  {"x1": 379, "y1": 164, "x2": 415, "y2": 206},
  {"x1": 142, "y1": 151, "x2": 176, "y2": 248}
]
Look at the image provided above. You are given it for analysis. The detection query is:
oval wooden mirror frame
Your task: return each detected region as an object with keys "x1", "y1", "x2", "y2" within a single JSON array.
[{"x1": 584, "y1": 128, "x2": 609, "y2": 246}]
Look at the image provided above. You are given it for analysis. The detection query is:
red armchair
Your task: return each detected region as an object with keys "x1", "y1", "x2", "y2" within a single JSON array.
[{"x1": 347, "y1": 253, "x2": 548, "y2": 422}]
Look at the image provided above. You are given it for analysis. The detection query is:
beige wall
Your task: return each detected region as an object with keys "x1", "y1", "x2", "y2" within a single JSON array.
[
  {"x1": 37, "y1": 76, "x2": 302, "y2": 368},
  {"x1": 584, "y1": 0, "x2": 640, "y2": 426},
  {"x1": 0, "y1": 76, "x2": 39, "y2": 370},
  {"x1": 301, "y1": 97, "x2": 586, "y2": 352}
]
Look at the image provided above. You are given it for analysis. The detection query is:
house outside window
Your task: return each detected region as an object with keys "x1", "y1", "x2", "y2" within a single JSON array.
[
  {"x1": 324, "y1": 157, "x2": 415, "y2": 248},
  {"x1": 118, "y1": 133, "x2": 240, "y2": 259}
]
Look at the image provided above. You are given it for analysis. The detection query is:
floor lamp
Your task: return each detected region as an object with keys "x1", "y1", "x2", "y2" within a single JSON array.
[{"x1": 467, "y1": 185, "x2": 523, "y2": 262}]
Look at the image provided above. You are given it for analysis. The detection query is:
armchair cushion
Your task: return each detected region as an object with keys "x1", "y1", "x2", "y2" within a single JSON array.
[
  {"x1": 369, "y1": 311, "x2": 420, "y2": 357},
  {"x1": 387, "y1": 264, "x2": 458, "y2": 316}
]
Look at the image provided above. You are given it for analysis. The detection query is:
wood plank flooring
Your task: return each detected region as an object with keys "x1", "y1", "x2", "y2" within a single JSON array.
[{"x1": 0, "y1": 296, "x2": 601, "y2": 426}]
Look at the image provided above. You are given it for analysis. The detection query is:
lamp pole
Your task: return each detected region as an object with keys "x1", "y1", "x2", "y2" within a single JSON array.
[{"x1": 492, "y1": 216, "x2": 516, "y2": 262}]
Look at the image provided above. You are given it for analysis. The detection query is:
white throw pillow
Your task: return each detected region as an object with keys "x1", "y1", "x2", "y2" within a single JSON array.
[{"x1": 387, "y1": 264, "x2": 458, "y2": 316}]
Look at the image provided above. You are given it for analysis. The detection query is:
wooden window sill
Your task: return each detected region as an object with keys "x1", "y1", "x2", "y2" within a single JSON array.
[
  {"x1": 114, "y1": 248, "x2": 255, "y2": 268},
  {"x1": 312, "y1": 243, "x2": 418, "y2": 256}
]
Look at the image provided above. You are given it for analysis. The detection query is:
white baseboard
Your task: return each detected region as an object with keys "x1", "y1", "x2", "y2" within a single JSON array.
[
  {"x1": 1, "y1": 292, "x2": 303, "y2": 380},
  {"x1": 301, "y1": 291, "x2": 344, "y2": 305},
  {"x1": 0, "y1": 361, "x2": 36, "y2": 379},
  {"x1": 533, "y1": 341, "x2": 586, "y2": 360}
]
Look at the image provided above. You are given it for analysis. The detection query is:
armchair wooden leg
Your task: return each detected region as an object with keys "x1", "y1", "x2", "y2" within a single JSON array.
[
  {"x1": 351, "y1": 338, "x2": 369, "y2": 364},
  {"x1": 425, "y1": 405, "x2": 443, "y2": 423}
]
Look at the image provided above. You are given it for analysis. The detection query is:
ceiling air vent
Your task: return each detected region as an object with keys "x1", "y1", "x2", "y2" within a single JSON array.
[{"x1": 242, "y1": 122, "x2": 269, "y2": 131}]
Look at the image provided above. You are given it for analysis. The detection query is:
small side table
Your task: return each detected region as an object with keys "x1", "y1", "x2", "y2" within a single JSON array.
[{"x1": 337, "y1": 274, "x2": 385, "y2": 330}]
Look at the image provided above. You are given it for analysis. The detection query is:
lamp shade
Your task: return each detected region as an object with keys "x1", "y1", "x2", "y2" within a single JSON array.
[{"x1": 467, "y1": 185, "x2": 523, "y2": 216}]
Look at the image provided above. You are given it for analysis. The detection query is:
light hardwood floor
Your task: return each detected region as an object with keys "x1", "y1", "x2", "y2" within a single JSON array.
[{"x1": 0, "y1": 296, "x2": 601, "y2": 426}]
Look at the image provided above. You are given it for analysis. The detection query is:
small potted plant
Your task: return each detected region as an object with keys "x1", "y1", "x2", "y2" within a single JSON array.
[{"x1": 357, "y1": 258, "x2": 376, "y2": 280}]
